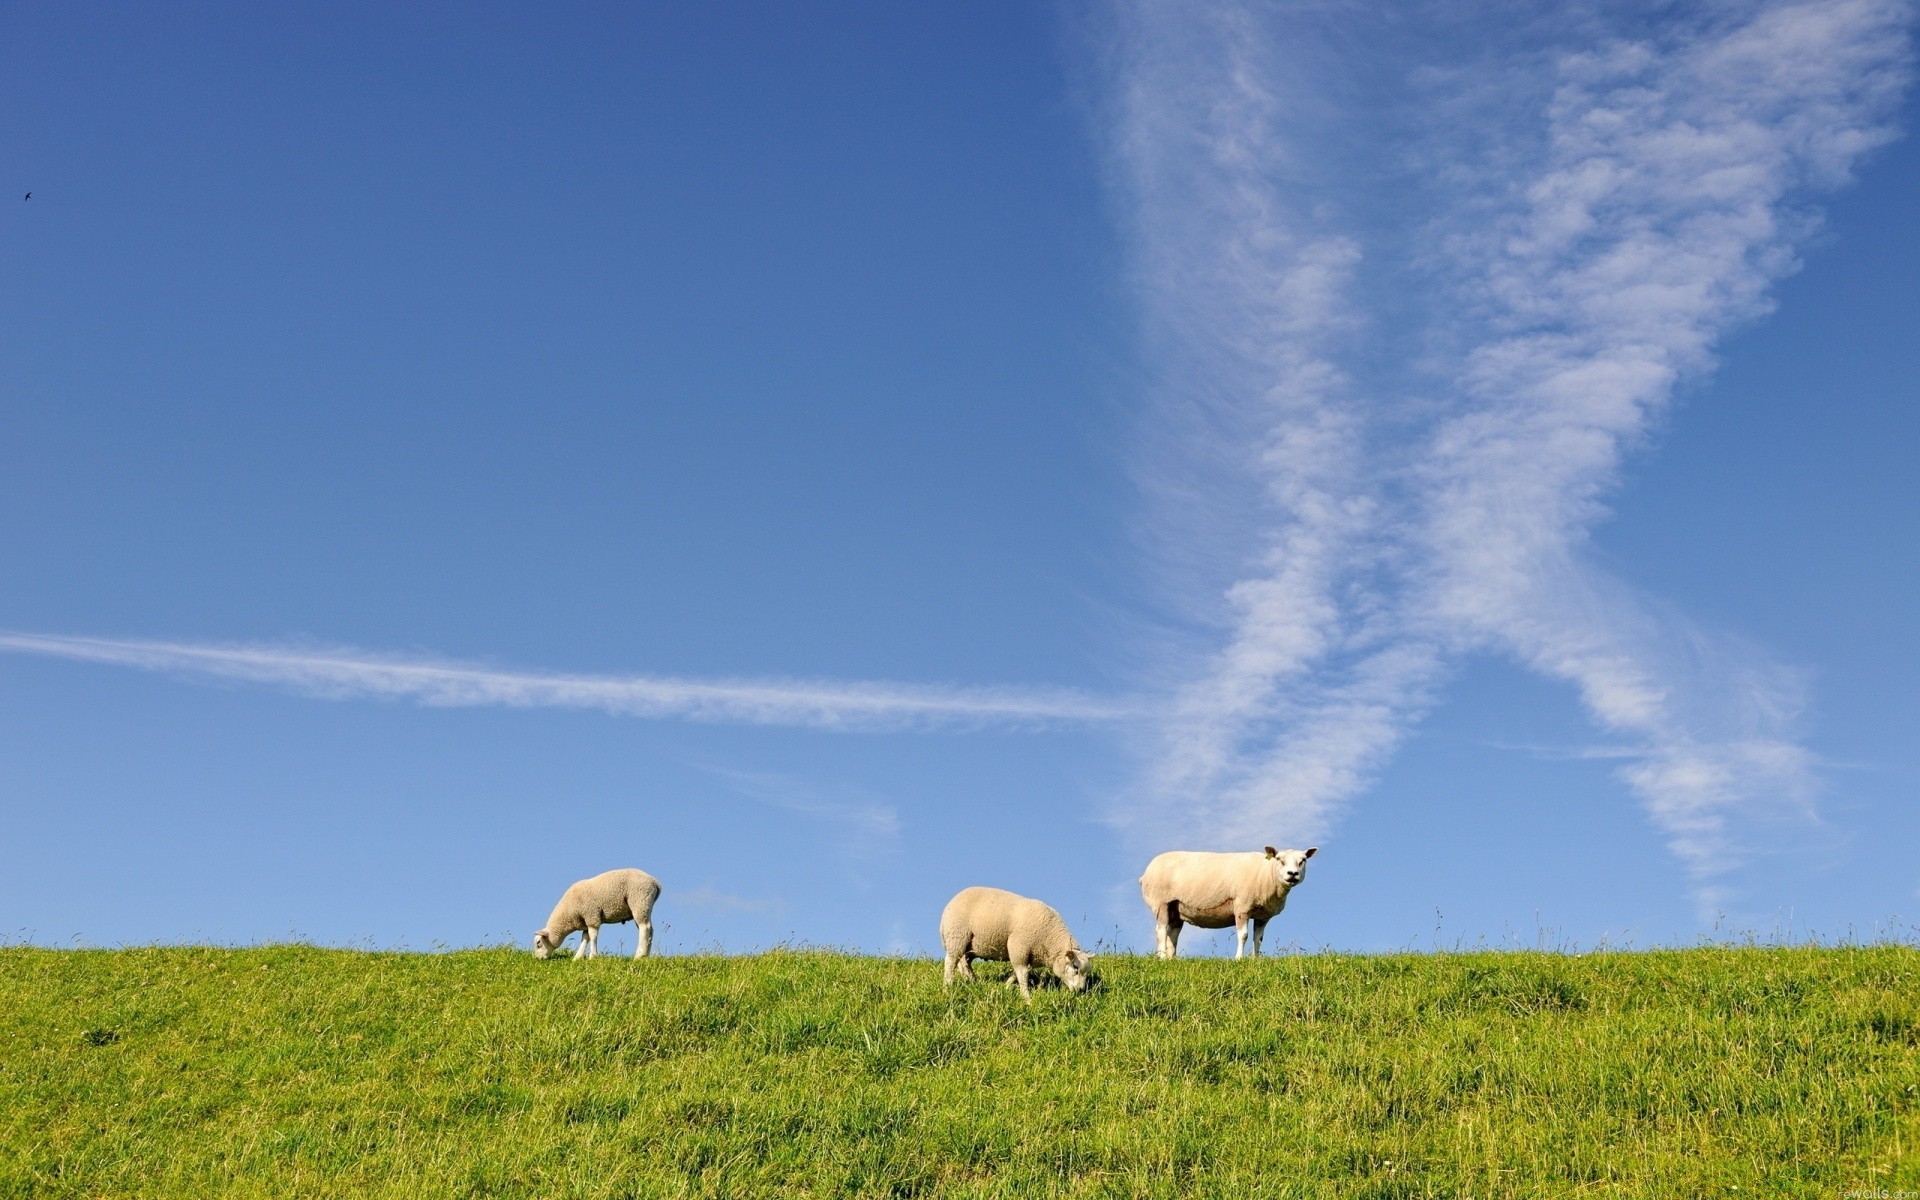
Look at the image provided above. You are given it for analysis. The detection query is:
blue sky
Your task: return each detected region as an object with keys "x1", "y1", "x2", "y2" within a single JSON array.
[{"x1": 3, "y1": 1, "x2": 1915, "y2": 956}]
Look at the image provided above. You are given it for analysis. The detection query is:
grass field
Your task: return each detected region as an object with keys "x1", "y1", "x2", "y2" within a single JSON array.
[{"x1": 3, "y1": 945, "x2": 1917, "y2": 1198}]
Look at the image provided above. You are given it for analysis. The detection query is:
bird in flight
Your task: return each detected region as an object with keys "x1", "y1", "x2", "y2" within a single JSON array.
[{"x1": 22, "y1": 193, "x2": 30, "y2": 201}]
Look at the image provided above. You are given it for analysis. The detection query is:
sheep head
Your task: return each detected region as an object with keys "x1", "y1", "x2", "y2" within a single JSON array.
[
  {"x1": 1055, "y1": 948, "x2": 1093, "y2": 993},
  {"x1": 1263, "y1": 845, "x2": 1318, "y2": 888},
  {"x1": 532, "y1": 929, "x2": 556, "y2": 959}
]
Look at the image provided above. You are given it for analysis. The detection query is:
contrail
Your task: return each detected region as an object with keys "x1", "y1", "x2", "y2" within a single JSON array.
[
  {"x1": 1103, "y1": 0, "x2": 1911, "y2": 886},
  {"x1": 1104, "y1": 0, "x2": 1404, "y2": 848},
  {"x1": 0, "y1": 632, "x2": 1142, "y2": 731},
  {"x1": 1413, "y1": 0, "x2": 1909, "y2": 877}
]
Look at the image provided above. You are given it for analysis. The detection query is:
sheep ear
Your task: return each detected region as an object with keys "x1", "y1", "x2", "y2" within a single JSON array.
[
  {"x1": 1264, "y1": 846, "x2": 1278, "y2": 859},
  {"x1": 1303, "y1": 847, "x2": 1318, "y2": 859}
]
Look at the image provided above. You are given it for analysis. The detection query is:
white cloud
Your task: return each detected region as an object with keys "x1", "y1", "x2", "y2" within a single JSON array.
[
  {"x1": 1410, "y1": 0, "x2": 1905, "y2": 874},
  {"x1": 1103, "y1": 0, "x2": 1402, "y2": 849},
  {"x1": 1102, "y1": 0, "x2": 1911, "y2": 886},
  {"x1": 0, "y1": 631, "x2": 1139, "y2": 732}
]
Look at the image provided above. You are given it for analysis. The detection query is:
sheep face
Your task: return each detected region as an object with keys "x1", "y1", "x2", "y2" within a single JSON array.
[
  {"x1": 532, "y1": 929, "x2": 556, "y2": 959},
  {"x1": 1265, "y1": 845, "x2": 1318, "y2": 888},
  {"x1": 1054, "y1": 949, "x2": 1093, "y2": 993}
]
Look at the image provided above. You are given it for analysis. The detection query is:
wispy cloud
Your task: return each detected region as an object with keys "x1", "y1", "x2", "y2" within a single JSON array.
[
  {"x1": 1102, "y1": 0, "x2": 1912, "y2": 887},
  {"x1": 1412, "y1": 0, "x2": 1908, "y2": 878},
  {"x1": 0, "y1": 631, "x2": 1140, "y2": 732},
  {"x1": 677, "y1": 886, "x2": 787, "y2": 915},
  {"x1": 700, "y1": 765, "x2": 902, "y2": 870},
  {"x1": 1104, "y1": 0, "x2": 1416, "y2": 848}
]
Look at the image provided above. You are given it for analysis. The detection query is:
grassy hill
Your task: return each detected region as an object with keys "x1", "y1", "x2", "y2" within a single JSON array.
[{"x1": 3, "y1": 945, "x2": 1916, "y2": 1197}]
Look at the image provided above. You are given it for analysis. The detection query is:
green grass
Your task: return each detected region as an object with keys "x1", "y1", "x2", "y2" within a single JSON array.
[{"x1": 3, "y1": 946, "x2": 1916, "y2": 1197}]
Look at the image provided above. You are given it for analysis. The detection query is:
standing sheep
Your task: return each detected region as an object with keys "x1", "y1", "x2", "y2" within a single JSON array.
[
  {"x1": 938, "y1": 886, "x2": 1091, "y2": 1001},
  {"x1": 1139, "y1": 846, "x2": 1316, "y2": 960},
  {"x1": 533, "y1": 868, "x2": 661, "y2": 960}
]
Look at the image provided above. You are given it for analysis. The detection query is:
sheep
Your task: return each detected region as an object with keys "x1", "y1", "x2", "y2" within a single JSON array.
[
  {"x1": 1139, "y1": 846, "x2": 1317, "y2": 960},
  {"x1": 938, "y1": 885, "x2": 1092, "y2": 1001},
  {"x1": 533, "y1": 868, "x2": 661, "y2": 960}
]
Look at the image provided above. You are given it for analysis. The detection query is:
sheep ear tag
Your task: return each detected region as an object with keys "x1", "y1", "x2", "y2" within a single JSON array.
[{"x1": 1263, "y1": 846, "x2": 1278, "y2": 859}]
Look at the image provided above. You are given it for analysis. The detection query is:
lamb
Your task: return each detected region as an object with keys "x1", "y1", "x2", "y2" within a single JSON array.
[
  {"x1": 1139, "y1": 846, "x2": 1317, "y2": 960},
  {"x1": 938, "y1": 885, "x2": 1092, "y2": 1001},
  {"x1": 532, "y1": 868, "x2": 662, "y2": 960}
]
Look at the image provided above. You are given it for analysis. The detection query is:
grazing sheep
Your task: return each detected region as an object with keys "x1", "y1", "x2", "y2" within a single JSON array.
[
  {"x1": 938, "y1": 886, "x2": 1091, "y2": 1002},
  {"x1": 533, "y1": 868, "x2": 661, "y2": 960},
  {"x1": 1140, "y1": 846, "x2": 1317, "y2": 960}
]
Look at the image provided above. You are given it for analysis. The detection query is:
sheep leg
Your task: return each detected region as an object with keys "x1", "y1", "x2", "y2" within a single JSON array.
[
  {"x1": 1012, "y1": 962, "x2": 1033, "y2": 1002},
  {"x1": 944, "y1": 936, "x2": 977, "y2": 986},
  {"x1": 1233, "y1": 914, "x2": 1250, "y2": 960},
  {"x1": 579, "y1": 925, "x2": 597, "y2": 960},
  {"x1": 1251, "y1": 918, "x2": 1270, "y2": 958},
  {"x1": 1156, "y1": 902, "x2": 1183, "y2": 961},
  {"x1": 635, "y1": 920, "x2": 652, "y2": 959}
]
